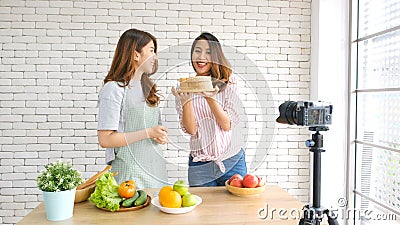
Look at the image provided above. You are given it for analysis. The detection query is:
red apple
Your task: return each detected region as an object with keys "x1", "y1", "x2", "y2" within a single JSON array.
[
  {"x1": 243, "y1": 174, "x2": 258, "y2": 188},
  {"x1": 256, "y1": 175, "x2": 266, "y2": 187},
  {"x1": 228, "y1": 174, "x2": 243, "y2": 184},
  {"x1": 229, "y1": 178, "x2": 243, "y2": 188},
  {"x1": 256, "y1": 175, "x2": 261, "y2": 185}
]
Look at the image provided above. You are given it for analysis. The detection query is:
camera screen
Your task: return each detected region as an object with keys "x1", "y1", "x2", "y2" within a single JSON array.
[{"x1": 307, "y1": 108, "x2": 326, "y2": 125}]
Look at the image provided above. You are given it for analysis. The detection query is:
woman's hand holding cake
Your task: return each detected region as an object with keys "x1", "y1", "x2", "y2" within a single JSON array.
[{"x1": 171, "y1": 86, "x2": 192, "y2": 106}]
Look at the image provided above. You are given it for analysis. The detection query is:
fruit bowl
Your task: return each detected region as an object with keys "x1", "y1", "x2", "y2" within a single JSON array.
[
  {"x1": 74, "y1": 184, "x2": 96, "y2": 203},
  {"x1": 151, "y1": 195, "x2": 202, "y2": 214},
  {"x1": 225, "y1": 180, "x2": 266, "y2": 197}
]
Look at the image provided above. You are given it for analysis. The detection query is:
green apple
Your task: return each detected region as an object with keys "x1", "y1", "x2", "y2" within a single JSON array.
[
  {"x1": 173, "y1": 180, "x2": 189, "y2": 196},
  {"x1": 182, "y1": 194, "x2": 197, "y2": 207}
]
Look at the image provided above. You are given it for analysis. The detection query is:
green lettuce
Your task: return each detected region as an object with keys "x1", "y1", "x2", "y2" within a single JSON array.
[{"x1": 89, "y1": 172, "x2": 122, "y2": 212}]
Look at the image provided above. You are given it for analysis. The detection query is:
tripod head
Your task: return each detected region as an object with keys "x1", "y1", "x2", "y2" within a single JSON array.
[{"x1": 306, "y1": 126, "x2": 329, "y2": 149}]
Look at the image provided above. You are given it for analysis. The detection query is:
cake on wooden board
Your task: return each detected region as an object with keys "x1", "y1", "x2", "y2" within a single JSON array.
[{"x1": 178, "y1": 76, "x2": 215, "y2": 92}]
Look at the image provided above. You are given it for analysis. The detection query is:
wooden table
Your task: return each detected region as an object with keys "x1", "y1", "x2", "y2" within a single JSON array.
[{"x1": 17, "y1": 185, "x2": 305, "y2": 225}]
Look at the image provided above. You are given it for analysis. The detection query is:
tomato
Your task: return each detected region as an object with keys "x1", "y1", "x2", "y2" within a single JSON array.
[{"x1": 118, "y1": 180, "x2": 136, "y2": 198}]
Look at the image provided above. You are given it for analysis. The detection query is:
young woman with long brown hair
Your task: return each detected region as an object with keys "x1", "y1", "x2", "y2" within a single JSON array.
[
  {"x1": 172, "y1": 32, "x2": 247, "y2": 186},
  {"x1": 97, "y1": 29, "x2": 168, "y2": 187}
]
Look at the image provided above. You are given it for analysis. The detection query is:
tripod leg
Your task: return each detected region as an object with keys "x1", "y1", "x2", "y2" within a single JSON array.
[
  {"x1": 327, "y1": 216, "x2": 339, "y2": 225},
  {"x1": 299, "y1": 205, "x2": 318, "y2": 225},
  {"x1": 299, "y1": 218, "x2": 316, "y2": 225},
  {"x1": 324, "y1": 209, "x2": 339, "y2": 225}
]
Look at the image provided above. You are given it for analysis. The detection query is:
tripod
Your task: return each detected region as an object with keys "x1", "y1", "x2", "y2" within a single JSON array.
[{"x1": 298, "y1": 126, "x2": 339, "y2": 225}]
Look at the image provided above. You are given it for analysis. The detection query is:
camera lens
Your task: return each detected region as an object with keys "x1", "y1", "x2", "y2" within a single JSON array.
[{"x1": 276, "y1": 101, "x2": 298, "y2": 125}]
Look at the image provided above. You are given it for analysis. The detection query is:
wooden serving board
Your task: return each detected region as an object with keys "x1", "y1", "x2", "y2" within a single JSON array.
[{"x1": 99, "y1": 196, "x2": 151, "y2": 212}]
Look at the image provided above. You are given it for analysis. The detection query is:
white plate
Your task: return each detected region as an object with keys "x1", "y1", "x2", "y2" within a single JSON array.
[{"x1": 151, "y1": 195, "x2": 202, "y2": 214}]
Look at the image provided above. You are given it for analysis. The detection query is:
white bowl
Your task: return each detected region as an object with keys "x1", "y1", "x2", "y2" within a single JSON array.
[{"x1": 151, "y1": 195, "x2": 202, "y2": 214}]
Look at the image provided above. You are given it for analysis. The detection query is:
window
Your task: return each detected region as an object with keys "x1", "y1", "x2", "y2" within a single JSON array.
[{"x1": 351, "y1": 0, "x2": 400, "y2": 224}]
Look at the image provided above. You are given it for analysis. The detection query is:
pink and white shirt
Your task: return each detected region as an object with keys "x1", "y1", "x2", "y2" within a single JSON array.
[{"x1": 175, "y1": 75, "x2": 242, "y2": 173}]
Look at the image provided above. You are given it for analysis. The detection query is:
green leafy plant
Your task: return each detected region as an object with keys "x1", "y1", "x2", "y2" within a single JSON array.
[
  {"x1": 89, "y1": 172, "x2": 122, "y2": 212},
  {"x1": 36, "y1": 160, "x2": 84, "y2": 192}
]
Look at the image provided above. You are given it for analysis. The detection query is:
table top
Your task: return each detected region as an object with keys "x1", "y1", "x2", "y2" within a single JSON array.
[{"x1": 17, "y1": 185, "x2": 305, "y2": 225}]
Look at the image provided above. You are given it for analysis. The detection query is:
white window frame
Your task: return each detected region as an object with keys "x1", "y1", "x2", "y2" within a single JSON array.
[{"x1": 348, "y1": 1, "x2": 400, "y2": 225}]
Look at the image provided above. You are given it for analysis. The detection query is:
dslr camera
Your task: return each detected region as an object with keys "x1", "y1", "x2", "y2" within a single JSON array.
[{"x1": 276, "y1": 101, "x2": 333, "y2": 127}]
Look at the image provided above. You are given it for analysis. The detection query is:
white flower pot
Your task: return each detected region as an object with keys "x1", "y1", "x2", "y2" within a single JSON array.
[{"x1": 42, "y1": 188, "x2": 76, "y2": 221}]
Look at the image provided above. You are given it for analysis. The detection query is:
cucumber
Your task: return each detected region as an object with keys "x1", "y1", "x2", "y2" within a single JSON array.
[
  {"x1": 134, "y1": 190, "x2": 148, "y2": 206},
  {"x1": 121, "y1": 191, "x2": 139, "y2": 207}
]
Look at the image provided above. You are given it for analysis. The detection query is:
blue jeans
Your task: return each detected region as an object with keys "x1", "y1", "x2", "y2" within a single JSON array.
[{"x1": 188, "y1": 149, "x2": 247, "y2": 187}]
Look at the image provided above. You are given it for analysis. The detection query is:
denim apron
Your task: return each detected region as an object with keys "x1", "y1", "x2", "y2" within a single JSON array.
[{"x1": 111, "y1": 87, "x2": 167, "y2": 188}]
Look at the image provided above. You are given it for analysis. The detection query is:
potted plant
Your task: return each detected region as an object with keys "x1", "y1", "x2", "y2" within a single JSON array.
[{"x1": 36, "y1": 159, "x2": 84, "y2": 221}]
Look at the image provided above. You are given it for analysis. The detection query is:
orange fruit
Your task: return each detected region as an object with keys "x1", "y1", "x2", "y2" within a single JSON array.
[
  {"x1": 159, "y1": 188, "x2": 182, "y2": 208},
  {"x1": 159, "y1": 186, "x2": 173, "y2": 198}
]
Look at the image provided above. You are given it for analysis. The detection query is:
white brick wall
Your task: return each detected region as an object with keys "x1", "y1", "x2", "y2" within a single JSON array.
[{"x1": 0, "y1": 0, "x2": 311, "y2": 224}]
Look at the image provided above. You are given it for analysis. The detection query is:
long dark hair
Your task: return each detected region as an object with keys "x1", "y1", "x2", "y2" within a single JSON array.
[
  {"x1": 104, "y1": 29, "x2": 159, "y2": 106},
  {"x1": 190, "y1": 32, "x2": 232, "y2": 86}
]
